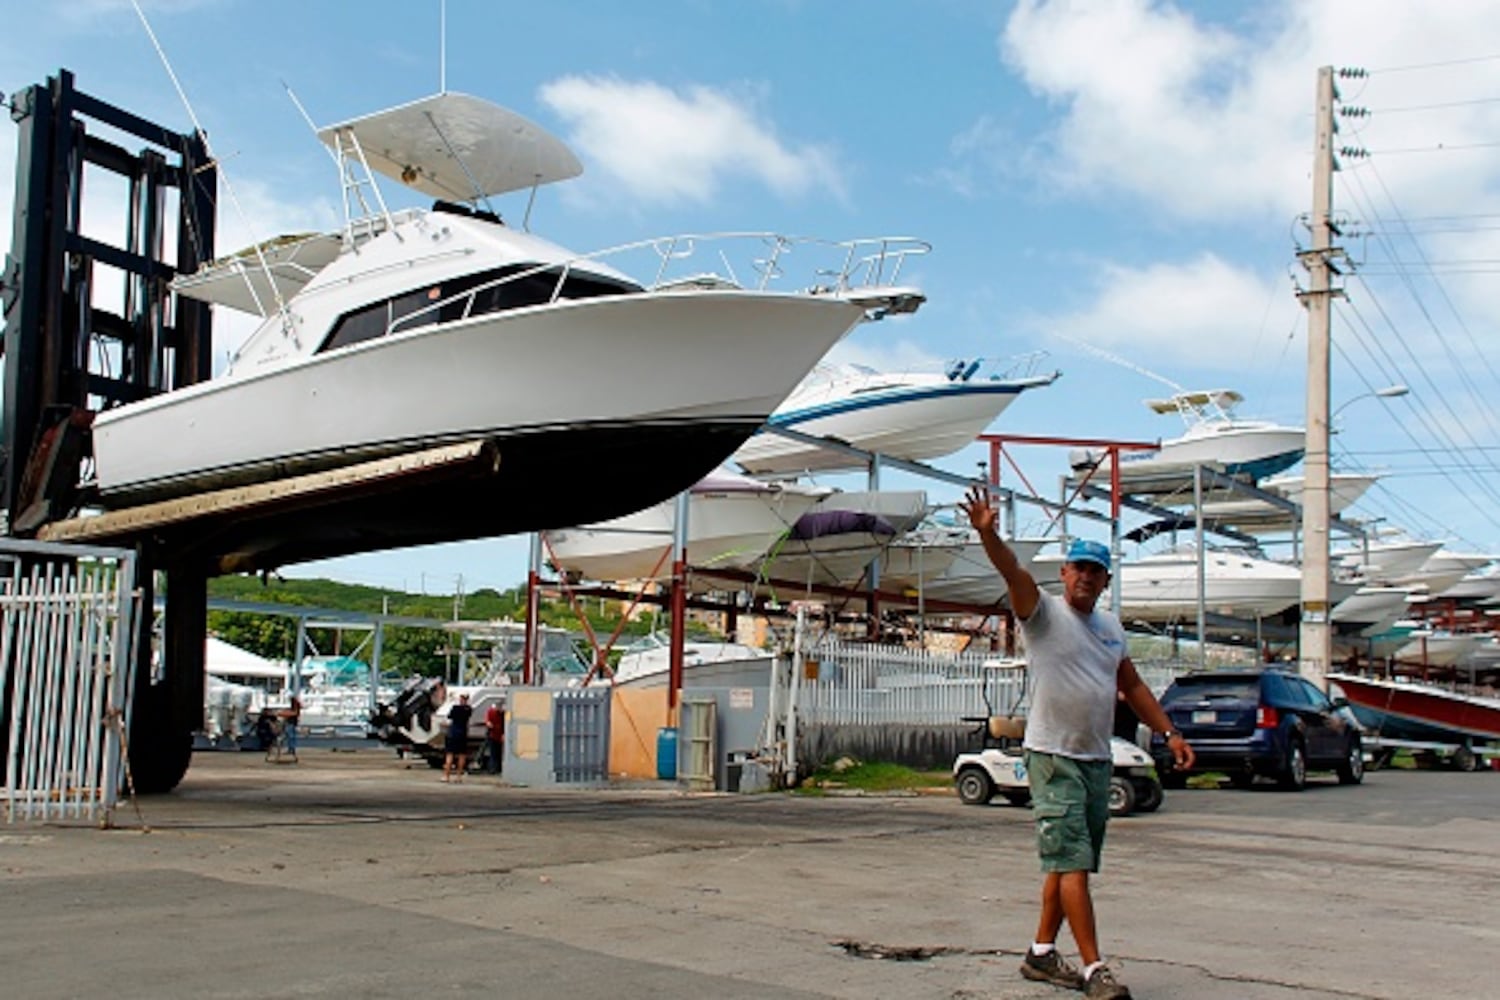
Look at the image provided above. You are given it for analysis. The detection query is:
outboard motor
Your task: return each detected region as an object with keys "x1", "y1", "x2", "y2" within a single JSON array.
[{"x1": 369, "y1": 676, "x2": 447, "y2": 743}]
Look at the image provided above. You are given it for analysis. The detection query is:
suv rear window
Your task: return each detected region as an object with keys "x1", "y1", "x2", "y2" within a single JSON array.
[{"x1": 1163, "y1": 677, "x2": 1259, "y2": 702}]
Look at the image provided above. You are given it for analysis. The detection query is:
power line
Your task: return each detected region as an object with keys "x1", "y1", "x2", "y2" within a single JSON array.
[
  {"x1": 1361, "y1": 140, "x2": 1500, "y2": 155},
  {"x1": 1365, "y1": 96, "x2": 1500, "y2": 113},
  {"x1": 1370, "y1": 54, "x2": 1500, "y2": 74}
]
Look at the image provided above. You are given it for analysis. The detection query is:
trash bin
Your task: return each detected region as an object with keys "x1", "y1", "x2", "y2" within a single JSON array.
[{"x1": 656, "y1": 727, "x2": 678, "y2": 780}]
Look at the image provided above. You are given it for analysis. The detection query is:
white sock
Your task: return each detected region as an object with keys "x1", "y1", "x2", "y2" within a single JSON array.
[
  {"x1": 1030, "y1": 942, "x2": 1055, "y2": 955},
  {"x1": 1083, "y1": 960, "x2": 1106, "y2": 980}
]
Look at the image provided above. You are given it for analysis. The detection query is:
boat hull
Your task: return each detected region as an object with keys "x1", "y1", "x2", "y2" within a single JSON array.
[
  {"x1": 610, "y1": 642, "x2": 776, "y2": 689},
  {"x1": 1199, "y1": 472, "x2": 1378, "y2": 522},
  {"x1": 1392, "y1": 633, "x2": 1487, "y2": 667},
  {"x1": 544, "y1": 484, "x2": 826, "y2": 583},
  {"x1": 1331, "y1": 586, "x2": 1412, "y2": 625},
  {"x1": 92, "y1": 291, "x2": 864, "y2": 506},
  {"x1": 733, "y1": 382, "x2": 1037, "y2": 474},
  {"x1": 1328, "y1": 672, "x2": 1500, "y2": 744},
  {"x1": 754, "y1": 490, "x2": 928, "y2": 589},
  {"x1": 884, "y1": 536, "x2": 1046, "y2": 606},
  {"x1": 1118, "y1": 553, "x2": 1303, "y2": 620},
  {"x1": 1077, "y1": 426, "x2": 1305, "y2": 485}
]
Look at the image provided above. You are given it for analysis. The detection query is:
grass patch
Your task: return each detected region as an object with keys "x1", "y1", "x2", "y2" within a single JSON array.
[{"x1": 798, "y1": 760, "x2": 952, "y2": 794}]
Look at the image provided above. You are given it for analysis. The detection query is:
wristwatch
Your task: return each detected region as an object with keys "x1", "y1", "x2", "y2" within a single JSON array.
[{"x1": 1161, "y1": 729, "x2": 1181, "y2": 742}]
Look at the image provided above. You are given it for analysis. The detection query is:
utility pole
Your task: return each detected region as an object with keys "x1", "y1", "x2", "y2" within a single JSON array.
[{"x1": 1297, "y1": 65, "x2": 1347, "y2": 691}]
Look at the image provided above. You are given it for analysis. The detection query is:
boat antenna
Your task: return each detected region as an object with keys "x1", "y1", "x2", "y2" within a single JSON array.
[
  {"x1": 282, "y1": 80, "x2": 340, "y2": 170},
  {"x1": 421, "y1": 110, "x2": 500, "y2": 217},
  {"x1": 1050, "y1": 332, "x2": 1184, "y2": 393},
  {"x1": 130, "y1": 1, "x2": 297, "y2": 343}
]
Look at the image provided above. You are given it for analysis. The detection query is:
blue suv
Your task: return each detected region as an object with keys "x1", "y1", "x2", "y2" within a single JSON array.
[{"x1": 1152, "y1": 668, "x2": 1364, "y2": 791}]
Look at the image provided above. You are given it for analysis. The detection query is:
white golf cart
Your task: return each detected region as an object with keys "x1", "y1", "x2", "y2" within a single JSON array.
[{"x1": 951, "y1": 662, "x2": 1163, "y2": 817}]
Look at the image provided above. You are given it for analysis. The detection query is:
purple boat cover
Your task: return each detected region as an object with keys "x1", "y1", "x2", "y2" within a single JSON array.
[{"x1": 790, "y1": 509, "x2": 896, "y2": 541}]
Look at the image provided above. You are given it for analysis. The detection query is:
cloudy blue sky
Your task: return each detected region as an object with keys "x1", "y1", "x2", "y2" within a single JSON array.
[{"x1": 5, "y1": 0, "x2": 1500, "y2": 593}]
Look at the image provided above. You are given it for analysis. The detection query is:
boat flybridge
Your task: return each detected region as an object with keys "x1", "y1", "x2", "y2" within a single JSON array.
[
  {"x1": 1069, "y1": 389, "x2": 1305, "y2": 487},
  {"x1": 86, "y1": 92, "x2": 927, "y2": 568}
]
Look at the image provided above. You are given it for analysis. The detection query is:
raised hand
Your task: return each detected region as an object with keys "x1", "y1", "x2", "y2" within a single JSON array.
[{"x1": 962, "y1": 485, "x2": 997, "y2": 535}]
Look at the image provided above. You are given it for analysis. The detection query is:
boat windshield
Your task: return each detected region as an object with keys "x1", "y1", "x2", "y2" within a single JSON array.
[{"x1": 320, "y1": 263, "x2": 641, "y2": 353}]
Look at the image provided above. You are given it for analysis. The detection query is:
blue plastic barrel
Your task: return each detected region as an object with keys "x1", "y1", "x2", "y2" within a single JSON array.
[{"x1": 656, "y1": 727, "x2": 679, "y2": 780}]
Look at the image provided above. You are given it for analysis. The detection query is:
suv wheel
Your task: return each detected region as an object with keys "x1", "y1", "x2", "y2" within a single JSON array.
[
  {"x1": 1278, "y1": 739, "x2": 1307, "y2": 791},
  {"x1": 1336, "y1": 738, "x2": 1365, "y2": 785}
]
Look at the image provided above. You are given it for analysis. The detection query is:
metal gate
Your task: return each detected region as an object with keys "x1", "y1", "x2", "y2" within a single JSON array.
[
  {"x1": 552, "y1": 688, "x2": 610, "y2": 784},
  {"x1": 1, "y1": 538, "x2": 139, "y2": 823}
]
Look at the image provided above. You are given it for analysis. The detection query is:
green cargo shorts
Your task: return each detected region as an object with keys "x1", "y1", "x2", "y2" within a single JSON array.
[{"x1": 1025, "y1": 750, "x2": 1111, "y2": 873}]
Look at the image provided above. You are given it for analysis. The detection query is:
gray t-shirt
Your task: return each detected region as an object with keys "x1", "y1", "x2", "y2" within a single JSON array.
[{"x1": 1019, "y1": 590, "x2": 1126, "y2": 761}]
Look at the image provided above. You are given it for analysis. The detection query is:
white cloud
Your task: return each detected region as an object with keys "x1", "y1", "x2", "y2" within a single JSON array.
[
  {"x1": 537, "y1": 75, "x2": 844, "y2": 206},
  {"x1": 1029, "y1": 253, "x2": 1297, "y2": 371},
  {"x1": 996, "y1": 0, "x2": 1500, "y2": 224}
]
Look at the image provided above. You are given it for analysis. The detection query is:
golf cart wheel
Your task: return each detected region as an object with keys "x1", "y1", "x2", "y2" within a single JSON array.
[
  {"x1": 1453, "y1": 746, "x2": 1478, "y2": 772},
  {"x1": 1132, "y1": 777, "x2": 1163, "y2": 813},
  {"x1": 1001, "y1": 789, "x2": 1032, "y2": 808},
  {"x1": 956, "y1": 767, "x2": 995, "y2": 805},
  {"x1": 1108, "y1": 775, "x2": 1137, "y2": 817}
]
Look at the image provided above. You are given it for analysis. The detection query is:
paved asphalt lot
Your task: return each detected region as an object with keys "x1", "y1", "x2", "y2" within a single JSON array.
[{"x1": 2, "y1": 750, "x2": 1495, "y2": 999}]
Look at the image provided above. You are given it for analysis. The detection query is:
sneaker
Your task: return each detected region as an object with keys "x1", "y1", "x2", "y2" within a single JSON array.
[
  {"x1": 1019, "y1": 948, "x2": 1085, "y2": 989},
  {"x1": 1084, "y1": 964, "x2": 1132, "y2": 999}
]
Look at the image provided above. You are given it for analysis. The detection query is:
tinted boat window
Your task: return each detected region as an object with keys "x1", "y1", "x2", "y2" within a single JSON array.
[{"x1": 321, "y1": 264, "x2": 640, "y2": 353}]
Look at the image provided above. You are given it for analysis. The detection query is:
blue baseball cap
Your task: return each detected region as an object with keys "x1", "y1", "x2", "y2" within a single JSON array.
[{"x1": 1065, "y1": 539, "x2": 1112, "y2": 572}]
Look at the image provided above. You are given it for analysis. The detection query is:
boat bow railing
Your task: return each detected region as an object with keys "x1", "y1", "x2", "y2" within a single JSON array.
[{"x1": 387, "y1": 231, "x2": 930, "y2": 337}]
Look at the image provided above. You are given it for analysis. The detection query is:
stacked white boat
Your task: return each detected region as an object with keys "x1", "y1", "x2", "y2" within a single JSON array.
[
  {"x1": 547, "y1": 348, "x2": 1061, "y2": 596},
  {"x1": 543, "y1": 471, "x2": 828, "y2": 584},
  {"x1": 1197, "y1": 471, "x2": 1380, "y2": 524},
  {"x1": 1069, "y1": 389, "x2": 1304, "y2": 486},
  {"x1": 731, "y1": 355, "x2": 1058, "y2": 475},
  {"x1": 883, "y1": 527, "x2": 1048, "y2": 606}
]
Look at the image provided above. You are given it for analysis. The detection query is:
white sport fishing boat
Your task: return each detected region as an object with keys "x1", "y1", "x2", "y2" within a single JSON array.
[
  {"x1": 88, "y1": 93, "x2": 925, "y2": 557},
  {"x1": 1070, "y1": 390, "x2": 1304, "y2": 485},
  {"x1": 731, "y1": 356, "x2": 1057, "y2": 475},
  {"x1": 542, "y1": 471, "x2": 828, "y2": 583}
]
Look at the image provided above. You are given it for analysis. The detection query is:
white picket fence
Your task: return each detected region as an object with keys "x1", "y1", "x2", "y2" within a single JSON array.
[
  {"x1": 797, "y1": 637, "x2": 1189, "y2": 727},
  {"x1": 1, "y1": 539, "x2": 139, "y2": 824}
]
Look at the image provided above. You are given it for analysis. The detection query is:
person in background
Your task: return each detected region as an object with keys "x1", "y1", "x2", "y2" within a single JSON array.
[
  {"x1": 443, "y1": 693, "x2": 473, "y2": 783},
  {"x1": 281, "y1": 693, "x2": 302, "y2": 759},
  {"x1": 962, "y1": 486, "x2": 1194, "y2": 1000},
  {"x1": 483, "y1": 698, "x2": 505, "y2": 775}
]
